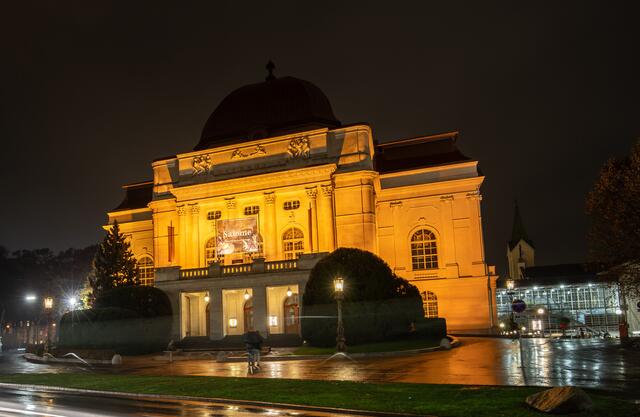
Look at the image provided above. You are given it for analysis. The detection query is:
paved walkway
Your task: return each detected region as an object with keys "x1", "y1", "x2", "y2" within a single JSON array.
[{"x1": 2, "y1": 337, "x2": 639, "y2": 394}]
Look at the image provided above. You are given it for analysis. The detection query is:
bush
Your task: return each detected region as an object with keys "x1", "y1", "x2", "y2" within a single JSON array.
[
  {"x1": 301, "y1": 248, "x2": 427, "y2": 346},
  {"x1": 57, "y1": 287, "x2": 173, "y2": 355},
  {"x1": 58, "y1": 307, "x2": 172, "y2": 355},
  {"x1": 94, "y1": 286, "x2": 172, "y2": 318}
]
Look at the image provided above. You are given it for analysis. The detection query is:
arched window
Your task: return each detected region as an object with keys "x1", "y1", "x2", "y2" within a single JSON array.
[
  {"x1": 283, "y1": 227, "x2": 304, "y2": 260},
  {"x1": 205, "y1": 238, "x2": 217, "y2": 265},
  {"x1": 137, "y1": 256, "x2": 154, "y2": 286},
  {"x1": 411, "y1": 229, "x2": 438, "y2": 270},
  {"x1": 422, "y1": 291, "x2": 438, "y2": 318}
]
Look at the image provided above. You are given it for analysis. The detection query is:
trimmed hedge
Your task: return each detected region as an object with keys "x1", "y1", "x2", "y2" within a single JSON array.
[
  {"x1": 94, "y1": 286, "x2": 172, "y2": 317},
  {"x1": 58, "y1": 287, "x2": 173, "y2": 355},
  {"x1": 301, "y1": 248, "x2": 429, "y2": 347},
  {"x1": 58, "y1": 308, "x2": 172, "y2": 355},
  {"x1": 303, "y1": 299, "x2": 440, "y2": 347}
]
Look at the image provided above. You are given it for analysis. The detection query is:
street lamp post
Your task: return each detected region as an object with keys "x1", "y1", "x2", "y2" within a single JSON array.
[
  {"x1": 333, "y1": 277, "x2": 346, "y2": 353},
  {"x1": 43, "y1": 296, "x2": 53, "y2": 353}
]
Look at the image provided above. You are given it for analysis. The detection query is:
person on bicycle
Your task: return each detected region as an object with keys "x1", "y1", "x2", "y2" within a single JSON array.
[{"x1": 243, "y1": 330, "x2": 264, "y2": 369}]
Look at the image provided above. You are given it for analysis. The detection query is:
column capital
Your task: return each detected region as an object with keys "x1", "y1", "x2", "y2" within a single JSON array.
[
  {"x1": 189, "y1": 204, "x2": 200, "y2": 215},
  {"x1": 177, "y1": 205, "x2": 187, "y2": 216},
  {"x1": 305, "y1": 186, "x2": 318, "y2": 200},
  {"x1": 225, "y1": 197, "x2": 237, "y2": 210},
  {"x1": 264, "y1": 192, "x2": 276, "y2": 205},
  {"x1": 320, "y1": 184, "x2": 333, "y2": 198}
]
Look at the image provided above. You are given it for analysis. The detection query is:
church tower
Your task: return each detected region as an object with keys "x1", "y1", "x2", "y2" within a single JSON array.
[{"x1": 507, "y1": 201, "x2": 535, "y2": 280}]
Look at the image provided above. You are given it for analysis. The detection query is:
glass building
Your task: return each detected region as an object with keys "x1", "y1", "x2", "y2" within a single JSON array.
[{"x1": 496, "y1": 264, "x2": 622, "y2": 337}]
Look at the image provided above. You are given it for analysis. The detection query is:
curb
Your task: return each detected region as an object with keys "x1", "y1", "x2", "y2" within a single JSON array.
[{"x1": 0, "y1": 382, "x2": 434, "y2": 417}]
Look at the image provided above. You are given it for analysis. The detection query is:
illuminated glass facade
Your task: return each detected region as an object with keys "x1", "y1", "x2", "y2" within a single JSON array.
[{"x1": 496, "y1": 281, "x2": 622, "y2": 336}]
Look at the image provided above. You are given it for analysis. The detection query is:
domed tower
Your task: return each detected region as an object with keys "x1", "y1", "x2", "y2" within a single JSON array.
[{"x1": 195, "y1": 62, "x2": 340, "y2": 150}]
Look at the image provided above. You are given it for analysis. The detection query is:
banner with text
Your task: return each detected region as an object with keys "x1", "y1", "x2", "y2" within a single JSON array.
[{"x1": 216, "y1": 217, "x2": 259, "y2": 255}]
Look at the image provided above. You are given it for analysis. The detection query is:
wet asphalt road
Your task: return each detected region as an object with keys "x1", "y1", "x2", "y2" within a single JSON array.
[
  {"x1": 0, "y1": 388, "x2": 360, "y2": 417},
  {"x1": 1, "y1": 337, "x2": 639, "y2": 394}
]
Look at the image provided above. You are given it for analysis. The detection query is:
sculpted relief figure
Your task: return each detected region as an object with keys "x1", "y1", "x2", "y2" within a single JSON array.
[
  {"x1": 231, "y1": 144, "x2": 267, "y2": 159},
  {"x1": 287, "y1": 136, "x2": 310, "y2": 160},
  {"x1": 192, "y1": 154, "x2": 213, "y2": 176}
]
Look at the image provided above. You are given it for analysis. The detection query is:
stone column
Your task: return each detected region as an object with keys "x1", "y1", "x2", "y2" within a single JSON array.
[
  {"x1": 251, "y1": 286, "x2": 268, "y2": 335},
  {"x1": 209, "y1": 287, "x2": 223, "y2": 340},
  {"x1": 190, "y1": 204, "x2": 200, "y2": 267},
  {"x1": 177, "y1": 205, "x2": 187, "y2": 267},
  {"x1": 440, "y1": 195, "x2": 456, "y2": 277},
  {"x1": 306, "y1": 186, "x2": 319, "y2": 252},
  {"x1": 390, "y1": 200, "x2": 403, "y2": 267},
  {"x1": 466, "y1": 191, "x2": 485, "y2": 266},
  {"x1": 317, "y1": 184, "x2": 335, "y2": 252},
  {"x1": 264, "y1": 192, "x2": 277, "y2": 260}
]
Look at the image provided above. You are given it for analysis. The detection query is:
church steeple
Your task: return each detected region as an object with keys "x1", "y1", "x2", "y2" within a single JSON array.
[
  {"x1": 509, "y1": 201, "x2": 534, "y2": 251},
  {"x1": 506, "y1": 200, "x2": 535, "y2": 280}
]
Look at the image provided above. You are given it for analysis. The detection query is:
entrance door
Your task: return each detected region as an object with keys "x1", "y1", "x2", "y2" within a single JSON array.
[
  {"x1": 185, "y1": 297, "x2": 192, "y2": 337},
  {"x1": 206, "y1": 303, "x2": 210, "y2": 337},
  {"x1": 284, "y1": 294, "x2": 299, "y2": 334},
  {"x1": 243, "y1": 299, "x2": 254, "y2": 331}
]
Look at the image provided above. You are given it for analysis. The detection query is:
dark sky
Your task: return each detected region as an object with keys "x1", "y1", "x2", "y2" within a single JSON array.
[{"x1": 1, "y1": 1, "x2": 638, "y2": 274}]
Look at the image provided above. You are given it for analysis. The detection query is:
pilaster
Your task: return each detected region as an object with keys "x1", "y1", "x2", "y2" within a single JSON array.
[{"x1": 264, "y1": 192, "x2": 277, "y2": 260}]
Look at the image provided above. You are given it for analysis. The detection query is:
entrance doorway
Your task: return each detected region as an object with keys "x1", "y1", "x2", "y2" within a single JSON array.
[
  {"x1": 244, "y1": 298, "x2": 254, "y2": 331},
  {"x1": 205, "y1": 303, "x2": 210, "y2": 337},
  {"x1": 181, "y1": 291, "x2": 208, "y2": 338},
  {"x1": 284, "y1": 294, "x2": 299, "y2": 334}
]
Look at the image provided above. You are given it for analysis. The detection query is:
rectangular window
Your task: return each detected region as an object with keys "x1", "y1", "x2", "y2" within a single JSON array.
[
  {"x1": 283, "y1": 200, "x2": 300, "y2": 210},
  {"x1": 244, "y1": 205, "x2": 259, "y2": 215},
  {"x1": 207, "y1": 210, "x2": 222, "y2": 220}
]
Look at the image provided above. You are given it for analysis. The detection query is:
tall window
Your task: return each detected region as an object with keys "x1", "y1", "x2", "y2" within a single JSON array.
[
  {"x1": 205, "y1": 238, "x2": 217, "y2": 265},
  {"x1": 411, "y1": 229, "x2": 438, "y2": 270},
  {"x1": 283, "y1": 227, "x2": 304, "y2": 260},
  {"x1": 137, "y1": 256, "x2": 155, "y2": 286},
  {"x1": 422, "y1": 291, "x2": 438, "y2": 318}
]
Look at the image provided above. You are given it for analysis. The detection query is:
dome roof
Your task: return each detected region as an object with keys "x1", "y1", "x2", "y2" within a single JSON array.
[{"x1": 195, "y1": 75, "x2": 340, "y2": 150}]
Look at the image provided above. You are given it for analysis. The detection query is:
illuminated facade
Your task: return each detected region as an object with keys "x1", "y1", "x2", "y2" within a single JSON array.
[{"x1": 108, "y1": 70, "x2": 497, "y2": 341}]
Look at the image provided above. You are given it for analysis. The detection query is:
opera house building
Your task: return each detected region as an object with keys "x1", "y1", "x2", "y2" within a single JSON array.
[{"x1": 108, "y1": 68, "x2": 498, "y2": 342}]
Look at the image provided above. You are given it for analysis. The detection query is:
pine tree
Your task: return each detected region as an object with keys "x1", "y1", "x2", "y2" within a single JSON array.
[{"x1": 89, "y1": 220, "x2": 138, "y2": 298}]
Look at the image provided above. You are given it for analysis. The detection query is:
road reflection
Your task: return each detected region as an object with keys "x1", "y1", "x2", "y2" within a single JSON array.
[
  {"x1": 0, "y1": 389, "x2": 357, "y2": 416},
  {"x1": 2, "y1": 337, "x2": 639, "y2": 395}
]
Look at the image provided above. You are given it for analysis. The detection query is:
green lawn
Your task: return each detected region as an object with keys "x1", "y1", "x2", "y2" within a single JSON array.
[
  {"x1": 0, "y1": 374, "x2": 633, "y2": 417},
  {"x1": 292, "y1": 336, "x2": 441, "y2": 355}
]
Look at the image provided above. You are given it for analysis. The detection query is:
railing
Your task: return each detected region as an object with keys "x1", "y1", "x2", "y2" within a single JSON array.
[
  {"x1": 179, "y1": 259, "x2": 299, "y2": 280},
  {"x1": 265, "y1": 259, "x2": 297, "y2": 271},
  {"x1": 221, "y1": 264, "x2": 252, "y2": 275},
  {"x1": 179, "y1": 267, "x2": 209, "y2": 279}
]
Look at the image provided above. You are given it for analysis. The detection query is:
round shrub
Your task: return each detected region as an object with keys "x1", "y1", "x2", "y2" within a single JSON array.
[{"x1": 301, "y1": 248, "x2": 425, "y2": 347}]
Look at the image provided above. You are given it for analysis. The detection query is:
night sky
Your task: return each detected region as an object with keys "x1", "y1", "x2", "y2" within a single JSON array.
[{"x1": 1, "y1": 1, "x2": 638, "y2": 274}]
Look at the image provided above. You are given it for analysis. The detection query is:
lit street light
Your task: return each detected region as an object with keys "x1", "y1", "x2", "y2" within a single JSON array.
[
  {"x1": 43, "y1": 296, "x2": 53, "y2": 353},
  {"x1": 333, "y1": 277, "x2": 346, "y2": 352},
  {"x1": 67, "y1": 297, "x2": 78, "y2": 309}
]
